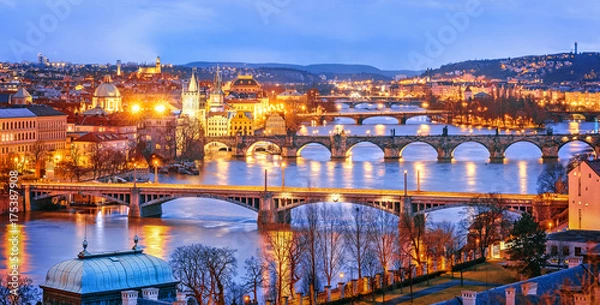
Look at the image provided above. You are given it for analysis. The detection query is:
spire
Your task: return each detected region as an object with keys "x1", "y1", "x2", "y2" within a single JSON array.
[
  {"x1": 77, "y1": 238, "x2": 91, "y2": 258},
  {"x1": 132, "y1": 234, "x2": 142, "y2": 251},
  {"x1": 187, "y1": 68, "x2": 198, "y2": 92}
]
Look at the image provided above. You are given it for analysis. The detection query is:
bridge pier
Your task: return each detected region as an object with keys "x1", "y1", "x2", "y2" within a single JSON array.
[
  {"x1": 490, "y1": 156, "x2": 505, "y2": 163},
  {"x1": 384, "y1": 148, "x2": 401, "y2": 160},
  {"x1": 356, "y1": 118, "x2": 364, "y2": 125},
  {"x1": 129, "y1": 188, "x2": 141, "y2": 218},
  {"x1": 281, "y1": 147, "x2": 298, "y2": 159},
  {"x1": 541, "y1": 146, "x2": 559, "y2": 162}
]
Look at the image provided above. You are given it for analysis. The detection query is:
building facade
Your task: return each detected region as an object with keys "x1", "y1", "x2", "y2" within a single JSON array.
[
  {"x1": 568, "y1": 160, "x2": 600, "y2": 231},
  {"x1": 229, "y1": 112, "x2": 253, "y2": 136},
  {"x1": 264, "y1": 113, "x2": 286, "y2": 135}
]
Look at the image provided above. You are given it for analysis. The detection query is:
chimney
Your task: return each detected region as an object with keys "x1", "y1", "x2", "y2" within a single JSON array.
[
  {"x1": 173, "y1": 291, "x2": 187, "y2": 305},
  {"x1": 568, "y1": 257, "x2": 583, "y2": 268},
  {"x1": 521, "y1": 282, "x2": 538, "y2": 296},
  {"x1": 121, "y1": 290, "x2": 139, "y2": 305},
  {"x1": 461, "y1": 290, "x2": 477, "y2": 305},
  {"x1": 505, "y1": 287, "x2": 515, "y2": 305},
  {"x1": 142, "y1": 287, "x2": 159, "y2": 300},
  {"x1": 573, "y1": 293, "x2": 591, "y2": 305}
]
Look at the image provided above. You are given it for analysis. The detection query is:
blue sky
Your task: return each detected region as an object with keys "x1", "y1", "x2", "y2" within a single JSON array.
[{"x1": 1, "y1": 0, "x2": 598, "y2": 70}]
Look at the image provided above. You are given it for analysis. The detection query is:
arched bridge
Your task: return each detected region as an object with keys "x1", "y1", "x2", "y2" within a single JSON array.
[
  {"x1": 206, "y1": 133, "x2": 600, "y2": 163},
  {"x1": 23, "y1": 182, "x2": 567, "y2": 226},
  {"x1": 297, "y1": 110, "x2": 447, "y2": 125}
]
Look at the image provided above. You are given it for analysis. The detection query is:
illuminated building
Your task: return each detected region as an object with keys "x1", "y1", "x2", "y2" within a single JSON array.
[
  {"x1": 11, "y1": 87, "x2": 33, "y2": 105},
  {"x1": 208, "y1": 66, "x2": 225, "y2": 112},
  {"x1": 181, "y1": 68, "x2": 204, "y2": 117},
  {"x1": 228, "y1": 111, "x2": 254, "y2": 136},
  {"x1": 91, "y1": 75, "x2": 122, "y2": 114},
  {"x1": 71, "y1": 132, "x2": 131, "y2": 166},
  {"x1": 0, "y1": 105, "x2": 67, "y2": 174},
  {"x1": 136, "y1": 56, "x2": 162, "y2": 77},
  {"x1": 226, "y1": 74, "x2": 262, "y2": 96},
  {"x1": 206, "y1": 113, "x2": 229, "y2": 137},
  {"x1": 41, "y1": 238, "x2": 179, "y2": 305},
  {"x1": 264, "y1": 113, "x2": 287, "y2": 135},
  {"x1": 569, "y1": 160, "x2": 600, "y2": 231},
  {"x1": 138, "y1": 112, "x2": 177, "y2": 160}
]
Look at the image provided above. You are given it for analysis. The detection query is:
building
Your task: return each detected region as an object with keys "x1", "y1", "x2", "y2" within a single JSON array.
[
  {"x1": 229, "y1": 112, "x2": 254, "y2": 136},
  {"x1": 11, "y1": 87, "x2": 33, "y2": 105},
  {"x1": 568, "y1": 160, "x2": 600, "y2": 231},
  {"x1": 71, "y1": 132, "x2": 131, "y2": 167},
  {"x1": 136, "y1": 56, "x2": 162, "y2": 77},
  {"x1": 208, "y1": 66, "x2": 225, "y2": 112},
  {"x1": 91, "y1": 76, "x2": 122, "y2": 114},
  {"x1": 41, "y1": 237, "x2": 179, "y2": 305},
  {"x1": 181, "y1": 68, "x2": 205, "y2": 124},
  {"x1": 0, "y1": 105, "x2": 67, "y2": 175},
  {"x1": 138, "y1": 112, "x2": 177, "y2": 160},
  {"x1": 546, "y1": 230, "x2": 600, "y2": 267},
  {"x1": 206, "y1": 113, "x2": 229, "y2": 137},
  {"x1": 226, "y1": 74, "x2": 262, "y2": 96},
  {"x1": 264, "y1": 113, "x2": 286, "y2": 135}
]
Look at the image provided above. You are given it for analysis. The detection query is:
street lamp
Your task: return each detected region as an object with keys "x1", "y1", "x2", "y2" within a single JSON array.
[
  {"x1": 403, "y1": 170, "x2": 408, "y2": 197},
  {"x1": 416, "y1": 167, "x2": 421, "y2": 192},
  {"x1": 281, "y1": 163, "x2": 286, "y2": 189},
  {"x1": 153, "y1": 160, "x2": 159, "y2": 184}
]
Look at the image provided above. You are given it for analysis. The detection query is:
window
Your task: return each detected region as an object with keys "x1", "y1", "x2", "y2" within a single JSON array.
[
  {"x1": 562, "y1": 246, "x2": 570, "y2": 257},
  {"x1": 575, "y1": 247, "x2": 582, "y2": 256},
  {"x1": 550, "y1": 245, "x2": 558, "y2": 256}
]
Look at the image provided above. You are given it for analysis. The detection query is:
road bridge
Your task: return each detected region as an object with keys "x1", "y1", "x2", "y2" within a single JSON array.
[
  {"x1": 297, "y1": 110, "x2": 448, "y2": 125},
  {"x1": 23, "y1": 182, "x2": 567, "y2": 227}
]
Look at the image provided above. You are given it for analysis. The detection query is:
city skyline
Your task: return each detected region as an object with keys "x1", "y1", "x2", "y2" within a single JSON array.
[{"x1": 2, "y1": 0, "x2": 599, "y2": 70}]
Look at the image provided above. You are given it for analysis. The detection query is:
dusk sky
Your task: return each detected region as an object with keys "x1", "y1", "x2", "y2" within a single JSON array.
[{"x1": 2, "y1": 0, "x2": 599, "y2": 70}]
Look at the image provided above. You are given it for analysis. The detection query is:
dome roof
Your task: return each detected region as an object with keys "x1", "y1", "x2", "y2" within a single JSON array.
[
  {"x1": 94, "y1": 82, "x2": 121, "y2": 98},
  {"x1": 232, "y1": 78, "x2": 259, "y2": 87},
  {"x1": 41, "y1": 249, "x2": 178, "y2": 294}
]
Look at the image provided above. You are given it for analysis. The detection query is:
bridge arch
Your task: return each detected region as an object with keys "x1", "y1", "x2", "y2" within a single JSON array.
[
  {"x1": 413, "y1": 203, "x2": 529, "y2": 216},
  {"x1": 204, "y1": 141, "x2": 231, "y2": 152},
  {"x1": 362, "y1": 116, "x2": 400, "y2": 125},
  {"x1": 557, "y1": 138, "x2": 596, "y2": 157},
  {"x1": 504, "y1": 140, "x2": 543, "y2": 160},
  {"x1": 246, "y1": 141, "x2": 282, "y2": 155},
  {"x1": 32, "y1": 190, "x2": 129, "y2": 206},
  {"x1": 140, "y1": 194, "x2": 260, "y2": 213},
  {"x1": 399, "y1": 141, "x2": 438, "y2": 160},
  {"x1": 277, "y1": 199, "x2": 400, "y2": 218},
  {"x1": 345, "y1": 141, "x2": 385, "y2": 159},
  {"x1": 296, "y1": 142, "x2": 332, "y2": 158},
  {"x1": 451, "y1": 141, "x2": 491, "y2": 161}
]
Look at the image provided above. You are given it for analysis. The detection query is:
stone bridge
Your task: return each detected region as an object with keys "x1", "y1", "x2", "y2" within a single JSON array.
[
  {"x1": 297, "y1": 110, "x2": 447, "y2": 125},
  {"x1": 205, "y1": 133, "x2": 600, "y2": 163},
  {"x1": 23, "y1": 182, "x2": 567, "y2": 227}
]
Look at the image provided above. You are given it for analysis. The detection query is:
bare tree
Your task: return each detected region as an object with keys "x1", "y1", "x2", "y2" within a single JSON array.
[
  {"x1": 462, "y1": 193, "x2": 511, "y2": 258},
  {"x1": 537, "y1": 163, "x2": 568, "y2": 194},
  {"x1": 262, "y1": 228, "x2": 305, "y2": 305},
  {"x1": 170, "y1": 244, "x2": 237, "y2": 305},
  {"x1": 317, "y1": 205, "x2": 345, "y2": 287},
  {"x1": 26, "y1": 140, "x2": 47, "y2": 178},
  {"x1": 301, "y1": 204, "x2": 319, "y2": 305},
  {"x1": 176, "y1": 116, "x2": 204, "y2": 160},
  {"x1": 399, "y1": 213, "x2": 426, "y2": 269},
  {"x1": 425, "y1": 222, "x2": 457, "y2": 272},
  {"x1": 0, "y1": 276, "x2": 41, "y2": 305},
  {"x1": 344, "y1": 206, "x2": 374, "y2": 279},
  {"x1": 243, "y1": 254, "x2": 266, "y2": 302},
  {"x1": 370, "y1": 210, "x2": 399, "y2": 279}
]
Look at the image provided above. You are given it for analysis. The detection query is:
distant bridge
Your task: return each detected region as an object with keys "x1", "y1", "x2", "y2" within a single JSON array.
[
  {"x1": 22, "y1": 183, "x2": 567, "y2": 225},
  {"x1": 297, "y1": 110, "x2": 448, "y2": 125},
  {"x1": 204, "y1": 133, "x2": 600, "y2": 163},
  {"x1": 320, "y1": 96, "x2": 423, "y2": 108}
]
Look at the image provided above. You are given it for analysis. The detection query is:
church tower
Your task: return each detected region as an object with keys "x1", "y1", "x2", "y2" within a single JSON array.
[
  {"x1": 208, "y1": 66, "x2": 225, "y2": 112},
  {"x1": 181, "y1": 68, "x2": 205, "y2": 127},
  {"x1": 156, "y1": 56, "x2": 162, "y2": 74}
]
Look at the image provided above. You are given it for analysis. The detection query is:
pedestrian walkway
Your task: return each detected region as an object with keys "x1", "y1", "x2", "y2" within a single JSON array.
[{"x1": 381, "y1": 280, "x2": 495, "y2": 304}]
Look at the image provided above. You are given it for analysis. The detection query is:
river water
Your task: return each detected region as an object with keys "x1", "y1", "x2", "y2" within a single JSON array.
[{"x1": 1, "y1": 109, "x2": 596, "y2": 288}]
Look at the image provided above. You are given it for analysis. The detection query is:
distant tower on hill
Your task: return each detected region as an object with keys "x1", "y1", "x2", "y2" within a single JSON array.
[
  {"x1": 116, "y1": 60, "x2": 122, "y2": 76},
  {"x1": 574, "y1": 42, "x2": 578, "y2": 55}
]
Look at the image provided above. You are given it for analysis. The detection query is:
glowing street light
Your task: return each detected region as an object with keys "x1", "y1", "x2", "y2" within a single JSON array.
[
  {"x1": 154, "y1": 160, "x2": 159, "y2": 184},
  {"x1": 154, "y1": 104, "x2": 166, "y2": 113},
  {"x1": 131, "y1": 104, "x2": 141, "y2": 114}
]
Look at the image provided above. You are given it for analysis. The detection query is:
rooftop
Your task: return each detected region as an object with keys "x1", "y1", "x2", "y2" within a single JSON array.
[{"x1": 547, "y1": 230, "x2": 600, "y2": 243}]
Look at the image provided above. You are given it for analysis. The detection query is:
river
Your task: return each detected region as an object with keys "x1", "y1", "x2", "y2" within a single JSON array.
[{"x1": 0, "y1": 113, "x2": 596, "y2": 288}]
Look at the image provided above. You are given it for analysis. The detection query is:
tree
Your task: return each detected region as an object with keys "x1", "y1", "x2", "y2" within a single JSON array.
[
  {"x1": 463, "y1": 193, "x2": 511, "y2": 258},
  {"x1": 262, "y1": 229, "x2": 305, "y2": 305},
  {"x1": 0, "y1": 276, "x2": 41, "y2": 305},
  {"x1": 399, "y1": 213, "x2": 426, "y2": 268},
  {"x1": 369, "y1": 210, "x2": 398, "y2": 280},
  {"x1": 317, "y1": 205, "x2": 345, "y2": 288},
  {"x1": 537, "y1": 163, "x2": 568, "y2": 194},
  {"x1": 300, "y1": 204, "x2": 319, "y2": 305},
  {"x1": 506, "y1": 213, "x2": 548, "y2": 278},
  {"x1": 242, "y1": 255, "x2": 265, "y2": 302},
  {"x1": 344, "y1": 206, "x2": 374, "y2": 279},
  {"x1": 26, "y1": 140, "x2": 47, "y2": 178},
  {"x1": 170, "y1": 244, "x2": 237, "y2": 305},
  {"x1": 176, "y1": 116, "x2": 204, "y2": 160}
]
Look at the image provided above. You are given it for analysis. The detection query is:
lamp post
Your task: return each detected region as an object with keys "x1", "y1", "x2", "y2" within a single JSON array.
[
  {"x1": 403, "y1": 170, "x2": 408, "y2": 197},
  {"x1": 416, "y1": 168, "x2": 421, "y2": 192},
  {"x1": 153, "y1": 160, "x2": 159, "y2": 184},
  {"x1": 133, "y1": 163, "x2": 137, "y2": 188},
  {"x1": 281, "y1": 163, "x2": 286, "y2": 189}
]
